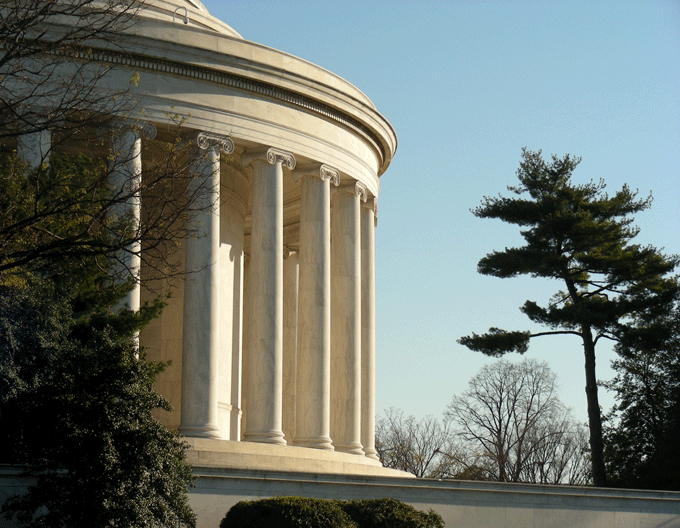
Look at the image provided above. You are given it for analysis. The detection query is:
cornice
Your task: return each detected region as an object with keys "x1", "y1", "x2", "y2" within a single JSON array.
[{"x1": 81, "y1": 47, "x2": 389, "y2": 165}]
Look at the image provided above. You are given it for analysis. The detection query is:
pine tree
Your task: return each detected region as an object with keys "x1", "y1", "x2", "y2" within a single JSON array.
[
  {"x1": 459, "y1": 149, "x2": 679, "y2": 487},
  {"x1": 603, "y1": 305, "x2": 680, "y2": 490}
]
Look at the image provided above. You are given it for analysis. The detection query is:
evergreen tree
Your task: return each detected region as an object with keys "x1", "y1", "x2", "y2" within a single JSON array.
[
  {"x1": 458, "y1": 149, "x2": 679, "y2": 487},
  {"x1": 603, "y1": 305, "x2": 680, "y2": 490},
  {"x1": 0, "y1": 155, "x2": 196, "y2": 527}
]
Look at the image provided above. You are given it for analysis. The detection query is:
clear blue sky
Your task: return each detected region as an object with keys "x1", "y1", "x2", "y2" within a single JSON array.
[{"x1": 201, "y1": 0, "x2": 680, "y2": 425}]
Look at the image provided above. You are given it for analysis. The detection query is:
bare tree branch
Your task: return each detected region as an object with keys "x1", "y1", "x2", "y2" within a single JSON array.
[{"x1": 446, "y1": 359, "x2": 590, "y2": 484}]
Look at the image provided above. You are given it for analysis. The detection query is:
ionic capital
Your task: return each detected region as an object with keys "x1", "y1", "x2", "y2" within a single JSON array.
[
  {"x1": 292, "y1": 163, "x2": 340, "y2": 186},
  {"x1": 139, "y1": 122, "x2": 157, "y2": 141},
  {"x1": 363, "y1": 196, "x2": 378, "y2": 225},
  {"x1": 283, "y1": 246, "x2": 298, "y2": 259},
  {"x1": 337, "y1": 180, "x2": 368, "y2": 202},
  {"x1": 194, "y1": 131, "x2": 234, "y2": 154},
  {"x1": 241, "y1": 147, "x2": 296, "y2": 170},
  {"x1": 362, "y1": 195, "x2": 377, "y2": 211},
  {"x1": 112, "y1": 120, "x2": 157, "y2": 141}
]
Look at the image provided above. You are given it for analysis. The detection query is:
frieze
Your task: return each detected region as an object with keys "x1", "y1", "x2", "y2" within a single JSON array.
[{"x1": 77, "y1": 48, "x2": 386, "y2": 163}]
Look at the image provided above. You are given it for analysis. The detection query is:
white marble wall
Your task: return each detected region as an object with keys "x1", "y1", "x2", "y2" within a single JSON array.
[{"x1": 185, "y1": 468, "x2": 680, "y2": 528}]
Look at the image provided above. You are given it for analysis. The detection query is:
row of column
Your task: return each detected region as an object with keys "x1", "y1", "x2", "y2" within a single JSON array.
[
  {"x1": 17, "y1": 126, "x2": 379, "y2": 460},
  {"x1": 238, "y1": 150, "x2": 378, "y2": 459}
]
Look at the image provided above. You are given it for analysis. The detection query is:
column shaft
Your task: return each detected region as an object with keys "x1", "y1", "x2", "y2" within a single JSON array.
[
  {"x1": 295, "y1": 168, "x2": 334, "y2": 450},
  {"x1": 242, "y1": 148, "x2": 294, "y2": 445},
  {"x1": 217, "y1": 181, "x2": 247, "y2": 441},
  {"x1": 361, "y1": 199, "x2": 379, "y2": 459},
  {"x1": 241, "y1": 257, "x2": 251, "y2": 440},
  {"x1": 330, "y1": 182, "x2": 365, "y2": 455},
  {"x1": 17, "y1": 129, "x2": 51, "y2": 170},
  {"x1": 109, "y1": 127, "x2": 143, "y2": 313},
  {"x1": 179, "y1": 140, "x2": 222, "y2": 438},
  {"x1": 282, "y1": 250, "x2": 299, "y2": 443}
]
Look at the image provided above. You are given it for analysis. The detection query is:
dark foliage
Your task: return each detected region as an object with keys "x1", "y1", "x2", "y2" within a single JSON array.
[
  {"x1": 604, "y1": 306, "x2": 680, "y2": 490},
  {"x1": 220, "y1": 497, "x2": 444, "y2": 528},
  {"x1": 220, "y1": 497, "x2": 357, "y2": 528},
  {"x1": 0, "y1": 281, "x2": 196, "y2": 528},
  {"x1": 341, "y1": 498, "x2": 444, "y2": 528}
]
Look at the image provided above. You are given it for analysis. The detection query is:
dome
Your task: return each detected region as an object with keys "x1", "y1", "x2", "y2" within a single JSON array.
[{"x1": 139, "y1": 0, "x2": 243, "y2": 38}]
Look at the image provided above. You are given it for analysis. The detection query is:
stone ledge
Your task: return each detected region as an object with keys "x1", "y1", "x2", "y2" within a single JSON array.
[{"x1": 183, "y1": 438, "x2": 414, "y2": 478}]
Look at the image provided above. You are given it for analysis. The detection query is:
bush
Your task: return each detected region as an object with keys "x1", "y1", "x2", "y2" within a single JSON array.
[
  {"x1": 220, "y1": 497, "x2": 444, "y2": 528},
  {"x1": 341, "y1": 498, "x2": 444, "y2": 528},
  {"x1": 220, "y1": 497, "x2": 357, "y2": 528}
]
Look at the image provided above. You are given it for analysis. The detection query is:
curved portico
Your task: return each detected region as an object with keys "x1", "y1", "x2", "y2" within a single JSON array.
[{"x1": 15, "y1": 0, "x2": 397, "y2": 473}]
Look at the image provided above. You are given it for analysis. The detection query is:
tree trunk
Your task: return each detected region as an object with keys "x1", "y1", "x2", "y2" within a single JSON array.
[{"x1": 582, "y1": 326, "x2": 607, "y2": 486}]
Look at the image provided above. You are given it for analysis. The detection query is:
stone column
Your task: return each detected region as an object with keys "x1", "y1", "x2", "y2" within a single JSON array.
[
  {"x1": 217, "y1": 166, "x2": 248, "y2": 441},
  {"x1": 361, "y1": 197, "x2": 379, "y2": 460},
  {"x1": 241, "y1": 147, "x2": 295, "y2": 445},
  {"x1": 241, "y1": 254, "x2": 251, "y2": 440},
  {"x1": 17, "y1": 129, "x2": 51, "y2": 170},
  {"x1": 179, "y1": 131, "x2": 234, "y2": 439},
  {"x1": 293, "y1": 165, "x2": 338, "y2": 450},
  {"x1": 330, "y1": 180, "x2": 366, "y2": 455},
  {"x1": 109, "y1": 122, "x2": 156, "y2": 313},
  {"x1": 282, "y1": 247, "x2": 299, "y2": 443}
]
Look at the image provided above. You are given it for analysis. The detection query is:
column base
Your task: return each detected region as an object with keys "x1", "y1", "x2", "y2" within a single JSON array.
[
  {"x1": 363, "y1": 447, "x2": 379, "y2": 461},
  {"x1": 293, "y1": 436, "x2": 334, "y2": 450},
  {"x1": 179, "y1": 424, "x2": 221, "y2": 439},
  {"x1": 333, "y1": 442, "x2": 365, "y2": 456},
  {"x1": 243, "y1": 431, "x2": 287, "y2": 446}
]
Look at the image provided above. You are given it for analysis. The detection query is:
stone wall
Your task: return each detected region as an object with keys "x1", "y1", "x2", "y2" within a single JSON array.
[
  {"x1": 188, "y1": 468, "x2": 680, "y2": 528},
  {"x1": 3, "y1": 464, "x2": 679, "y2": 528}
]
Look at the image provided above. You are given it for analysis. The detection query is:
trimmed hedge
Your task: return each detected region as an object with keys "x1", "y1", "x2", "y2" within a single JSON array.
[
  {"x1": 220, "y1": 497, "x2": 357, "y2": 528},
  {"x1": 220, "y1": 497, "x2": 445, "y2": 528},
  {"x1": 342, "y1": 498, "x2": 444, "y2": 528}
]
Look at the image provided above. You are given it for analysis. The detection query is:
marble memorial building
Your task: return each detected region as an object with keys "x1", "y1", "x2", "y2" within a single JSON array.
[
  {"x1": 13, "y1": 0, "x2": 399, "y2": 475},
  {"x1": 9, "y1": 4, "x2": 680, "y2": 527}
]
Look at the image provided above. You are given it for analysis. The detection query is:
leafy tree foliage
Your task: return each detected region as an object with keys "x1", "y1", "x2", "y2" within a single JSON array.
[
  {"x1": 0, "y1": 153, "x2": 196, "y2": 526},
  {"x1": 0, "y1": 277, "x2": 196, "y2": 528},
  {"x1": 0, "y1": 144, "x2": 203, "y2": 286},
  {"x1": 0, "y1": 2, "x2": 206, "y2": 524},
  {"x1": 446, "y1": 359, "x2": 589, "y2": 484},
  {"x1": 458, "y1": 149, "x2": 679, "y2": 486},
  {"x1": 220, "y1": 497, "x2": 445, "y2": 528},
  {"x1": 603, "y1": 305, "x2": 680, "y2": 490},
  {"x1": 1, "y1": 0, "x2": 208, "y2": 286}
]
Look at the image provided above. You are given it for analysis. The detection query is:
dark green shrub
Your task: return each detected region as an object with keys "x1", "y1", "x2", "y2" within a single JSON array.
[
  {"x1": 220, "y1": 497, "x2": 357, "y2": 528},
  {"x1": 220, "y1": 496, "x2": 445, "y2": 528},
  {"x1": 341, "y1": 498, "x2": 444, "y2": 528}
]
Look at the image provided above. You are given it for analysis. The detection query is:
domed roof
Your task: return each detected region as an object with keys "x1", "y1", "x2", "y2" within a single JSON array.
[{"x1": 139, "y1": 0, "x2": 242, "y2": 39}]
